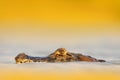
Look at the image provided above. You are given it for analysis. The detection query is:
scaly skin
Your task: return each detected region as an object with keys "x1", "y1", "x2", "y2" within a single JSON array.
[{"x1": 15, "y1": 48, "x2": 106, "y2": 64}]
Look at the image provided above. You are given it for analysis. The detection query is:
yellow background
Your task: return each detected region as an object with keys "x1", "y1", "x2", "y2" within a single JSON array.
[
  {"x1": 0, "y1": 0, "x2": 120, "y2": 80},
  {"x1": 0, "y1": 0, "x2": 120, "y2": 44}
]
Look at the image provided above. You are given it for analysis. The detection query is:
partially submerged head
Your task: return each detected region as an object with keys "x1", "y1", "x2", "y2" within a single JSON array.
[{"x1": 15, "y1": 53, "x2": 30, "y2": 64}]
